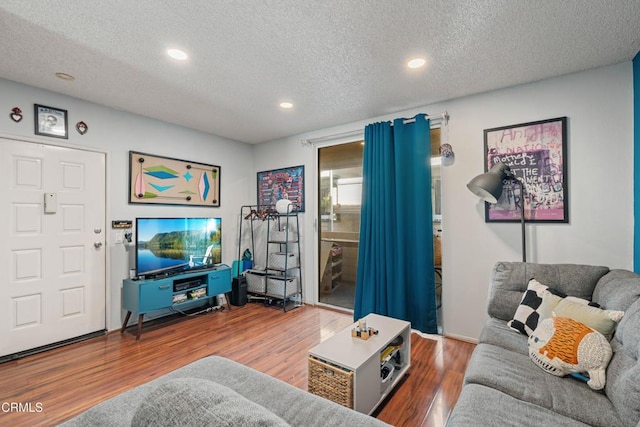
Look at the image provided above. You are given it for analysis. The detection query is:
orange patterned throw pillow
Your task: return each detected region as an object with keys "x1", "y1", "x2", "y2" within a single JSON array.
[{"x1": 528, "y1": 317, "x2": 613, "y2": 390}]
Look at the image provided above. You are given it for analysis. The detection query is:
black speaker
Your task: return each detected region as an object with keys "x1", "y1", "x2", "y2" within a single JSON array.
[{"x1": 231, "y1": 276, "x2": 247, "y2": 306}]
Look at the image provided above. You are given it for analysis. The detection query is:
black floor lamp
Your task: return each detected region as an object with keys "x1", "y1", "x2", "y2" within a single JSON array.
[{"x1": 467, "y1": 162, "x2": 527, "y2": 262}]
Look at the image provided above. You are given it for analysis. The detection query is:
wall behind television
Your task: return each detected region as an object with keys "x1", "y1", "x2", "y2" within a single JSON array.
[
  {"x1": 253, "y1": 61, "x2": 634, "y2": 341},
  {"x1": 0, "y1": 78, "x2": 253, "y2": 331}
]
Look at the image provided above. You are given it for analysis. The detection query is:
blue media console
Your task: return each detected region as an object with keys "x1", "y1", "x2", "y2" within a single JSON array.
[{"x1": 120, "y1": 266, "x2": 231, "y2": 340}]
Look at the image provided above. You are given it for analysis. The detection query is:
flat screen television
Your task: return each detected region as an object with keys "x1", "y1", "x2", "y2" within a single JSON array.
[{"x1": 135, "y1": 217, "x2": 222, "y2": 278}]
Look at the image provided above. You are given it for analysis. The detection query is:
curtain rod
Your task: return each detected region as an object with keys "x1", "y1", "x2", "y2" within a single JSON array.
[
  {"x1": 301, "y1": 111, "x2": 449, "y2": 146},
  {"x1": 300, "y1": 129, "x2": 363, "y2": 146},
  {"x1": 404, "y1": 111, "x2": 449, "y2": 125}
]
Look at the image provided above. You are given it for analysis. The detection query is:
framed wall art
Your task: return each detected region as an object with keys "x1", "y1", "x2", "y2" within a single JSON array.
[
  {"x1": 34, "y1": 104, "x2": 68, "y2": 139},
  {"x1": 129, "y1": 151, "x2": 221, "y2": 207},
  {"x1": 484, "y1": 117, "x2": 568, "y2": 223},
  {"x1": 257, "y1": 165, "x2": 305, "y2": 212}
]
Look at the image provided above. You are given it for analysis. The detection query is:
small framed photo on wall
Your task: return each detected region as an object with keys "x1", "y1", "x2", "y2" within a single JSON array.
[{"x1": 34, "y1": 104, "x2": 68, "y2": 139}]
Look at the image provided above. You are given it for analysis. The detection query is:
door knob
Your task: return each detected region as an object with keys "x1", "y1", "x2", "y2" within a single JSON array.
[{"x1": 94, "y1": 242, "x2": 103, "y2": 248}]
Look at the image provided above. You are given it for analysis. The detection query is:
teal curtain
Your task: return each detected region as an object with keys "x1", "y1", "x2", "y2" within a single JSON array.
[
  {"x1": 354, "y1": 113, "x2": 437, "y2": 333},
  {"x1": 633, "y1": 51, "x2": 640, "y2": 272}
]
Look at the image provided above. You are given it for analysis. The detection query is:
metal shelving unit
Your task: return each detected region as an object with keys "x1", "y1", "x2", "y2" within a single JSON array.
[
  {"x1": 265, "y1": 202, "x2": 302, "y2": 311},
  {"x1": 239, "y1": 204, "x2": 302, "y2": 311}
]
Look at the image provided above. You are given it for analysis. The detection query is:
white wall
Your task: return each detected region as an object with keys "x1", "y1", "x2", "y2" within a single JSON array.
[
  {"x1": 1, "y1": 61, "x2": 632, "y2": 339},
  {"x1": 253, "y1": 62, "x2": 634, "y2": 341},
  {"x1": 0, "y1": 78, "x2": 254, "y2": 331}
]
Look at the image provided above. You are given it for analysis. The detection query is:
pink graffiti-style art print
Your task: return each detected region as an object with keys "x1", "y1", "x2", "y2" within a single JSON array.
[{"x1": 483, "y1": 117, "x2": 568, "y2": 223}]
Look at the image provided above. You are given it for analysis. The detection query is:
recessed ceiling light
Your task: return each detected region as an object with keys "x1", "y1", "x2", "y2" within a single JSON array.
[
  {"x1": 407, "y1": 58, "x2": 426, "y2": 69},
  {"x1": 280, "y1": 102, "x2": 294, "y2": 109},
  {"x1": 55, "y1": 72, "x2": 75, "y2": 81},
  {"x1": 167, "y1": 48, "x2": 188, "y2": 61}
]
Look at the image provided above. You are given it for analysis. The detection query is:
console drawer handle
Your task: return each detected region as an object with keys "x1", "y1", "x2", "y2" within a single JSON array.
[{"x1": 158, "y1": 284, "x2": 170, "y2": 289}]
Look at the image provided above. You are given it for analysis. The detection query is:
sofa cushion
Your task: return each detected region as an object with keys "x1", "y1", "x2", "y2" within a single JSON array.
[
  {"x1": 61, "y1": 356, "x2": 390, "y2": 427},
  {"x1": 448, "y1": 383, "x2": 591, "y2": 427},
  {"x1": 463, "y1": 343, "x2": 622, "y2": 427},
  {"x1": 488, "y1": 262, "x2": 609, "y2": 322},
  {"x1": 478, "y1": 318, "x2": 528, "y2": 356},
  {"x1": 131, "y1": 378, "x2": 290, "y2": 427}
]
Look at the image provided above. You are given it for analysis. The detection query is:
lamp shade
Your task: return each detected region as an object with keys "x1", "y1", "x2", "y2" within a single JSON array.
[{"x1": 466, "y1": 162, "x2": 511, "y2": 204}]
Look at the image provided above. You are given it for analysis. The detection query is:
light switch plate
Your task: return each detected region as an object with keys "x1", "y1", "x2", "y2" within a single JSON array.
[{"x1": 44, "y1": 193, "x2": 57, "y2": 214}]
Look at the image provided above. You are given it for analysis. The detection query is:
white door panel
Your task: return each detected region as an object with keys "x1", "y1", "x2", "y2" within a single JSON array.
[{"x1": 0, "y1": 139, "x2": 106, "y2": 357}]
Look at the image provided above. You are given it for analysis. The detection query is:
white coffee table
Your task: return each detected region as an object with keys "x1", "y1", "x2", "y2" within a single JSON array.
[{"x1": 308, "y1": 313, "x2": 411, "y2": 414}]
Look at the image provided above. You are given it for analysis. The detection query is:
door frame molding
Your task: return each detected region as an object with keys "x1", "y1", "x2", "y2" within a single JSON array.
[{"x1": 0, "y1": 131, "x2": 111, "y2": 330}]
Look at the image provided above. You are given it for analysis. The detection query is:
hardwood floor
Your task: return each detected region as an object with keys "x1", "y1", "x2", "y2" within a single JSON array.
[{"x1": 0, "y1": 304, "x2": 475, "y2": 426}]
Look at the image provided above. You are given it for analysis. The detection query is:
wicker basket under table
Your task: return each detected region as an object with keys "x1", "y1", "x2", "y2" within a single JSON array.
[{"x1": 308, "y1": 356, "x2": 354, "y2": 408}]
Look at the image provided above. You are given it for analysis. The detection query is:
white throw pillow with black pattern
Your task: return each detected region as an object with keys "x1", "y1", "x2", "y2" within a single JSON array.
[{"x1": 508, "y1": 279, "x2": 549, "y2": 336}]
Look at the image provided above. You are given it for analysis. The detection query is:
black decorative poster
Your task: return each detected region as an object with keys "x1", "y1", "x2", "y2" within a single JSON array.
[{"x1": 257, "y1": 165, "x2": 305, "y2": 212}]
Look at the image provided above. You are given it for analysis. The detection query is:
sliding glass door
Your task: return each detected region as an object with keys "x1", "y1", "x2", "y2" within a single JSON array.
[
  {"x1": 316, "y1": 128, "x2": 442, "y2": 327},
  {"x1": 317, "y1": 141, "x2": 364, "y2": 310}
]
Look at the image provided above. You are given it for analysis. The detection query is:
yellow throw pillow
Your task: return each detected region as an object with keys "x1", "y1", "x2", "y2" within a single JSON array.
[{"x1": 538, "y1": 290, "x2": 624, "y2": 339}]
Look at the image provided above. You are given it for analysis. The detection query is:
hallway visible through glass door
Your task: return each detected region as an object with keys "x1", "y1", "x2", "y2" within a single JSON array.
[{"x1": 318, "y1": 141, "x2": 363, "y2": 310}]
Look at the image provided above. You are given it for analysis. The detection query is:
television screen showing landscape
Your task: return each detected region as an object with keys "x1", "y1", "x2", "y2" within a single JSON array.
[{"x1": 135, "y1": 217, "x2": 222, "y2": 276}]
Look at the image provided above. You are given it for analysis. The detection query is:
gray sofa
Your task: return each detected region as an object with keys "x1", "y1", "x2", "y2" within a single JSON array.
[
  {"x1": 448, "y1": 262, "x2": 640, "y2": 427},
  {"x1": 60, "y1": 355, "x2": 389, "y2": 426}
]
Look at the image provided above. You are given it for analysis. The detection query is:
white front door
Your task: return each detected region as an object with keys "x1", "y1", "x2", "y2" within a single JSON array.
[{"x1": 0, "y1": 138, "x2": 106, "y2": 358}]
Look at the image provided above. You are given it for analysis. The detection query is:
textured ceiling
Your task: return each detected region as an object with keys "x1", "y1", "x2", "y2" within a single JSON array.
[{"x1": 1, "y1": 1, "x2": 639, "y2": 144}]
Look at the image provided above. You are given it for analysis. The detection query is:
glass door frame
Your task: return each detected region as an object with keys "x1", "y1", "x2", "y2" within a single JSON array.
[
  {"x1": 310, "y1": 122, "x2": 444, "y2": 314},
  {"x1": 313, "y1": 135, "x2": 363, "y2": 312}
]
